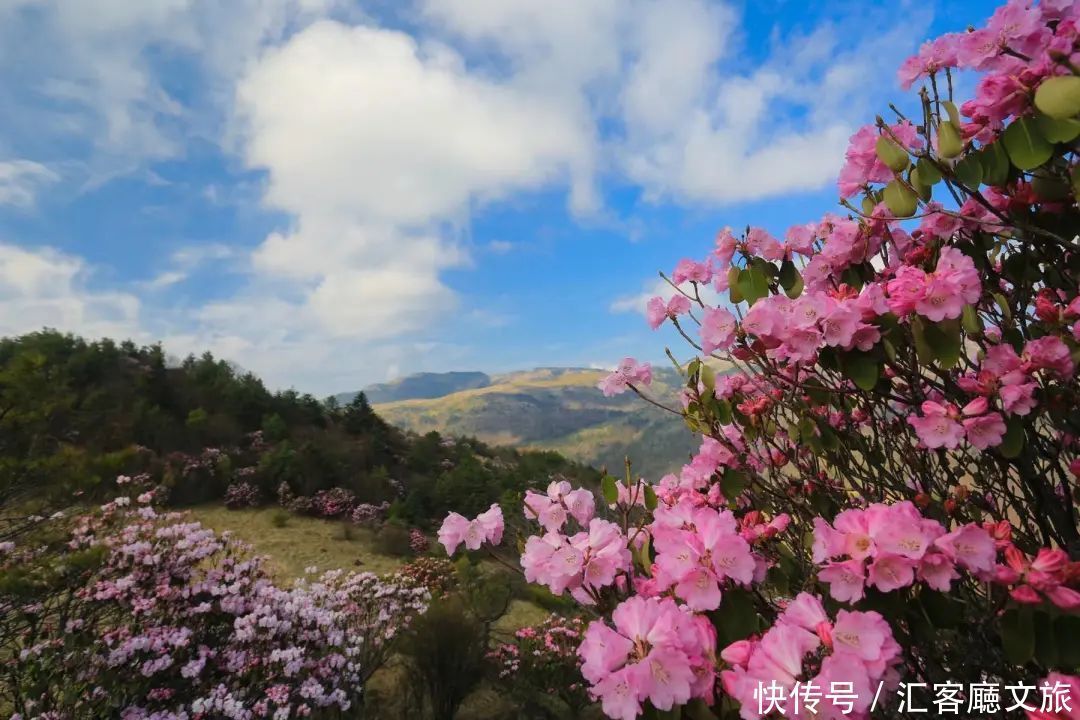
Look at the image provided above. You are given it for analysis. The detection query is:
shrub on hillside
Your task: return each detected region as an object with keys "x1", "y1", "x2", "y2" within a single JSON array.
[
  {"x1": 488, "y1": 615, "x2": 591, "y2": 718},
  {"x1": 401, "y1": 597, "x2": 488, "y2": 720},
  {"x1": 374, "y1": 522, "x2": 414, "y2": 557},
  {"x1": 311, "y1": 486, "x2": 356, "y2": 518},
  {"x1": 223, "y1": 480, "x2": 260, "y2": 509},
  {"x1": 0, "y1": 494, "x2": 430, "y2": 717}
]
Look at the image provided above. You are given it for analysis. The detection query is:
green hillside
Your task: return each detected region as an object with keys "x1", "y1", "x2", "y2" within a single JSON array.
[{"x1": 369, "y1": 367, "x2": 699, "y2": 479}]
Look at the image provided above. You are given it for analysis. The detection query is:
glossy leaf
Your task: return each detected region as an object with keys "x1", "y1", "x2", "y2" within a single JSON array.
[{"x1": 1003, "y1": 116, "x2": 1052, "y2": 170}]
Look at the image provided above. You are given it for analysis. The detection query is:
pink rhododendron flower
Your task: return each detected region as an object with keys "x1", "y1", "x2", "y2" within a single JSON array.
[
  {"x1": 599, "y1": 358, "x2": 653, "y2": 397},
  {"x1": 701, "y1": 307, "x2": 738, "y2": 354},
  {"x1": 579, "y1": 597, "x2": 715, "y2": 716},
  {"x1": 647, "y1": 295, "x2": 692, "y2": 330},
  {"x1": 908, "y1": 401, "x2": 965, "y2": 449}
]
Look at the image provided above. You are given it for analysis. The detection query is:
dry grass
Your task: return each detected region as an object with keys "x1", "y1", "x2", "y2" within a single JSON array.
[{"x1": 189, "y1": 505, "x2": 407, "y2": 581}]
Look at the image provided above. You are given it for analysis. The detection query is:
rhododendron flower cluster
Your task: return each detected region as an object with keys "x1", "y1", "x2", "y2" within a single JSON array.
[
  {"x1": 524, "y1": 478, "x2": 596, "y2": 530},
  {"x1": 721, "y1": 593, "x2": 903, "y2": 720},
  {"x1": 578, "y1": 596, "x2": 716, "y2": 720},
  {"x1": 649, "y1": 500, "x2": 757, "y2": 610},
  {"x1": 598, "y1": 358, "x2": 653, "y2": 397},
  {"x1": 438, "y1": 502, "x2": 504, "y2": 555},
  {"x1": 812, "y1": 501, "x2": 995, "y2": 600},
  {"x1": 520, "y1": 517, "x2": 632, "y2": 604}
]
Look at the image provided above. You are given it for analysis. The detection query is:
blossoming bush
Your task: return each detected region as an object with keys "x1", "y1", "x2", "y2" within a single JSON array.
[
  {"x1": 1, "y1": 493, "x2": 429, "y2": 718},
  {"x1": 223, "y1": 480, "x2": 261, "y2": 509},
  {"x1": 441, "y1": 2, "x2": 1080, "y2": 718},
  {"x1": 488, "y1": 614, "x2": 592, "y2": 716}
]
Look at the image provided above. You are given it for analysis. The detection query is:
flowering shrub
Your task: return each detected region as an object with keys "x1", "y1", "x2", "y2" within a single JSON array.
[
  {"x1": 223, "y1": 480, "x2": 260, "y2": 509},
  {"x1": 488, "y1": 614, "x2": 592, "y2": 715},
  {"x1": 410, "y1": 527, "x2": 431, "y2": 554},
  {"x1": 395, "y1": 556, "x2": 458, "y2": 597},
  {"x1": 440, "y1": 3, "x2": 1080, "y2": 718},
  {"x1": 1, "y1": 493, "x2": 429, "y2": 718},
  {"x1": 351, "y1": 500, "x2": 390, "y2": 526},
  {"x1": 310, "y1": 486, "x2": 356, "y2": 518}
]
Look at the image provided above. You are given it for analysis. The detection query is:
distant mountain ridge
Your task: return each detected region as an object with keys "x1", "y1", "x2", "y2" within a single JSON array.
[
  {"x1": 336, "y1": 370, "x2": 491, "y2": 404},
  {"x1": 344, "y1": 366, "x2": 700, "y2": 479}
]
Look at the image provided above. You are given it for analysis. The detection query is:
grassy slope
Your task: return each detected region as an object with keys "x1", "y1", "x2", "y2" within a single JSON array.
[
  {"x1": 191, "y1": 505, "x2": 406, "y2": 580},
  {"x1": 374, "y1": 367, "x2": 699, "y2": 478}
]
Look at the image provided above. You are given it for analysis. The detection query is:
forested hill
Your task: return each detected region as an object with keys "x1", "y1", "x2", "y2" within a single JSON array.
[{"x1": 0, "y1": 331, "x2": 596, "y2": 527}]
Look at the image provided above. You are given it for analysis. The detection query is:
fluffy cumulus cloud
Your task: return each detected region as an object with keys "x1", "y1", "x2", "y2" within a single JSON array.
[
  {"x1": 232, "y1": 20, "x2": 592, "y2": 341},
  {"x1": 0, "y1": 242, "x2": 142, "y2": 339},
  {"x1": 0, "y1": 0, "x2": 934, "y2": 392}
]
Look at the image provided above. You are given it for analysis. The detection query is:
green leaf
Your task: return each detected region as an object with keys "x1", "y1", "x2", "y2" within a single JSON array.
[
  {"x1": 727, "y1": 267, "x2": 743, "y2": 304},
  {"x1": 980, "y1": 141, "x2": 1011, "y2": 186},
  {"x1": 715, "y1": 398, "x2": 733, "y2": 425},
  {"x1": 1056, "y1": 616, "x2": 1080, "y2": 668},
  {"x1": 601, "y1": 475, "x2": 619, "y2": 505},
  {"x1": 943, "y1": 100, "x2": 962, "y2": 127},
  {"x1": 910, "y1": 166, "x2": 933, "y2": 201},
  {"x1": 841, "y1": 350, "x2": 880, "y2": 391},
  {"x1": 784, "y1": 272, "x2": 804, "y2": 299},
  {"x1": 643, "y1": 483, "x2": 658, "y2": 511},
  {"x1": 779, "y1": 259, "x2": 798, "y2": 290},
  {"x1": 999, "y1": 417, "x2": 1026, "y2": 459},
  {"x1": 993, "y1": 292, "x2": 1013, "y2": 322},
  {"x1": 736, "y1": 267, "x2": 770, "y2": 306},
  {"x1": 1035, "y1": 611, "x2": 1059, "y2": 666},
  {"x1": 700, "y1": 362, "x2": 716, "y2": 392},
  {"x1": 916, "y1": 156, "x2": 943, "y2": 185},
  {"x1": 1034, "y1": 75, "x2": 1080, "y2": 120},
  {"x1": 1003, "y1": 116, "x2": 1053, "y2": 171},
  {"x1": 721, "y1": 467, "x2": 750, "y2": 498},
  {"x1": 714, "y1": 588, "x2": 758, "y2": 645},
  {"x1": 961, "y1": 304, "x2": 983, "y2": 335},
  {"x1": 685, "y1": 699, "x2": 720, "y2": 720},
  {"x1": 937, "y1": 120, "x2": 963, "y2": 159},
  {"x1": 635, "y1": 534, "x2": 653, "y2": 574},
  {"x1": 923, "y1": 318, "x2": 962, "y2": 369},
  {"x1": 1001, "y1": 607, "x2": 1035, "y2": 665},
  {"x1": 954, "y1": 153, "x2": 984, "y2": 188},
  {"x1": 876, "y1": 135, "x2": 910, "y2": 171},
  {"x1": 921, "y1": 590, "x2": 962, "y2": 629},
  {"x1": 883, "y1": 179, "x2": 918, "y2": 217},
  {"x1": 911, "y1": 316, "x2": 935, "y2": 365},
  {"x1": 1036, "y1": 112, "x2": 1080, "y2": 143}
]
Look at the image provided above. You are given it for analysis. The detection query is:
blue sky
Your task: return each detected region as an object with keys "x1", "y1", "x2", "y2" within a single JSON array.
[{"x1": 0, "y1": 0, "x2": 996, "y2": 395}]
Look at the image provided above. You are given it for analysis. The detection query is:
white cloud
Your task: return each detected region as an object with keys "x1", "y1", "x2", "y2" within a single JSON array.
[
  {"x1": 0, "y1": 0, "x2": 347, "y2": 181},
  {"x1": 233, "y1": 20, "x2": 594, "y2": 341},
  {"x1": 487, "y1": 240, "x2": 515, "y2": 254},
  {"x1": 0, "y1": 160, "x2": 59, "y2": 207},
  {"x1": 614, "y1": 3, "x2": 928, "y2": 205},
  {"x1": 140, "y1": 243, "x2": 235, "y2": 290},
  {"x1": 0, "y1": 242, "x2": 142, "y2": 339}
]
